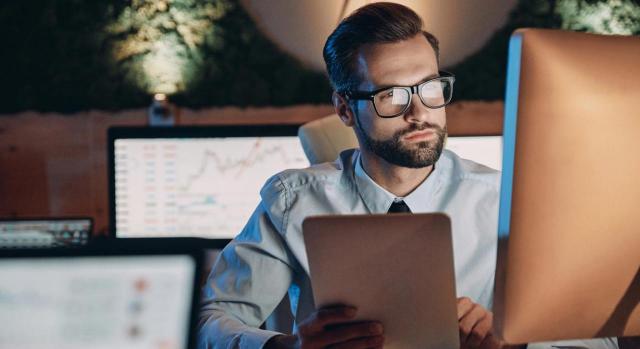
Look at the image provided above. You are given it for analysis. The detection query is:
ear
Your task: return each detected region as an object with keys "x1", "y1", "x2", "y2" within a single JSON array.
[{"x1": 332, "y1": 92, "x2": 356, "y2": 127}]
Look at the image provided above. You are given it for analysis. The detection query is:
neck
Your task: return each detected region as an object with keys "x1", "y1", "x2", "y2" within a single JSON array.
[{"x1": 360, "y1": 149, "x2": 433, "y2": 197}]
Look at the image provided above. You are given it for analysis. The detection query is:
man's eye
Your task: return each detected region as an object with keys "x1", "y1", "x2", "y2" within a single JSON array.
[{"x1": 379, "y1": 90, "x2": 394, "y2": 100}]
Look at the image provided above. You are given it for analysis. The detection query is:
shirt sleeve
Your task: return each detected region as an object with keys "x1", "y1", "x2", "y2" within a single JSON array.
[
  {"x1": 526, "y1": 337, "x2": 618, "y2": 349},
  {"x1": 197, "y1": 176, "x2": 296, "y2": 349}
]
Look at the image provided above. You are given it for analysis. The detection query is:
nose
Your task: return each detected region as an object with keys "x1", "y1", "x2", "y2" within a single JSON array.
[{"x1": 403, "y1": 89, "x2": 431, "y2": 124}]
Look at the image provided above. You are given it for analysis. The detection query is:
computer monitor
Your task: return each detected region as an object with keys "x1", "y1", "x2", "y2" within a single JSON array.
[
  {"x1": 0, "y1": 217, "x2": 92, "y2": 248},
  {"x1": 92, "y1": 237, "x2": 230, "y2": 287},
  {"x1": 0, "y1": 241, "x2": 203, "y2": 349},
  {"x1": 108, "y1": 126, "x2": 309, "y2": 239},
  {"x1": 446, "y1": 136, "x2": 502, "y2": 171},
  {"x1": 494, "y1": 28, "x2": 640, "y2": 344}
]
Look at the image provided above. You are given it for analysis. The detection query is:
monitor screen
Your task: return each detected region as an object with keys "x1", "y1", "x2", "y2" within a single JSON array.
[
  {"x1": 109, "y1": 126, "x2": 309, "y2": 239},
  {"x1": 0, "y1": 218, "x2": 92, "y2": 248},
  {"x1": 446, "y1": 136, "x2": 502, "y2": 171},
  {"x1": 0, "y1": 254, "x2": 196, "y2": 349}
]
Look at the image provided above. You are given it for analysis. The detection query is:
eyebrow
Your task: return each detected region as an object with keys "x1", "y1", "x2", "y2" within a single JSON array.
[{"x1": 370, "y1": 72, "x2": 441, "y2": 91}]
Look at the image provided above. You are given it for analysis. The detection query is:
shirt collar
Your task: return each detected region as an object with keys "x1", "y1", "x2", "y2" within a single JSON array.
[{"x1": 354, "y1": 151, "x2": 445, "y2": 214}]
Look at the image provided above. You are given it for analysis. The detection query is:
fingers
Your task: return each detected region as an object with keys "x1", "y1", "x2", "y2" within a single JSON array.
[
  {"x1": 457, "y1": 297, "x2": 474, "y2": 320},
  {"x1": 298, "y1": 306, "x2": 357, "y2": 336},
  {"x1": 296, "y1": 306, "x2": 385, "y2": 349},
  {"x1": 325, "y1": 334, "x2": 384, "y2": 349},
  {"x1": 317, "y1": 321, "x2": 383, "y2": 348},
  {"x1": 459, "y1": 304, "x2": 489, "y2": 346},
  {"x1": 464, "y1": 311, "x2": 492, "y2": 348},
  {"x1": 458, "y1": 298, "x2": 494, "y2": 349},
  {"x1": 478, "y1": 333, "x2": 503, "y2": 349}
]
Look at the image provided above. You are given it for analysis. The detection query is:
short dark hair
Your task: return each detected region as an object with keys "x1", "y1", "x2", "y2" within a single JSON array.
[{"x1": 323, "y1": 2, "x2": 440, "y2": 93}]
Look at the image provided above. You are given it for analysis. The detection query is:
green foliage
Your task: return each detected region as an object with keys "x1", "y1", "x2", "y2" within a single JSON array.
[
  {"x1": 449, "y1": 0, "x2": 639, "y2": 101},
  {"x1": 557, "y1": 0, "x2": 640, "y2": 34},
  {"x1": 0, "y1": 0, "x2": 331, "y2": 113}
]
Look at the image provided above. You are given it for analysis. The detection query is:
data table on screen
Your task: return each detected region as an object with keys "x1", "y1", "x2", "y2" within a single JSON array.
[{"x1": 0, "y1": 255, "x2": 195, "y2": 349}]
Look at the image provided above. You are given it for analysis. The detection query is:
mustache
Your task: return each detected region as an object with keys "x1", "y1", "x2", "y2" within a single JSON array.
[{"x1": 396, "y1": 122, "x2": 446, "y2": 137}]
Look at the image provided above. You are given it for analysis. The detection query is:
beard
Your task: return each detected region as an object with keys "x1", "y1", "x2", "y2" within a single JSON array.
[{"x1": 355, "y1": 118, "x2": 446, "y2": 169}]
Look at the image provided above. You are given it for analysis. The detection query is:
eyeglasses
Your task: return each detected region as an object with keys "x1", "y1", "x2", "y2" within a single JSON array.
[{"x1": 344, "y1": 71, "x2": 455, "y2": 118}]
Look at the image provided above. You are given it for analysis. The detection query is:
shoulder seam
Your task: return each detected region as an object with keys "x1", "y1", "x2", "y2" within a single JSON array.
[
  {"x1": 450, "y1": 173, "x2": 500, "y2": 192},
  {"x1": 276, "y1": 173, "x2": 291, "y2": 233}
]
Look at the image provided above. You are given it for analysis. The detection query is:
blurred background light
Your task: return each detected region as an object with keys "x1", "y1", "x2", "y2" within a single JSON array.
[
  {"x1": 556, "y1": 0, "x2": 640, "y2": 35},
  {"x1": 106, "y1": 0, "x2": 231, "y2": 95}
]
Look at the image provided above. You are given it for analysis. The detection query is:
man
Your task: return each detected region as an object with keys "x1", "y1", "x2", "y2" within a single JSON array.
[{"x1": 199, "y1": 3, "x2": 616, "y2": 349}]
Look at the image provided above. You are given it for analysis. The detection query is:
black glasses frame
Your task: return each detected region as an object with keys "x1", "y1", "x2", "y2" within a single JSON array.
[{"x1": 344, "y1": 71, "x2": 456, "y2": 118}]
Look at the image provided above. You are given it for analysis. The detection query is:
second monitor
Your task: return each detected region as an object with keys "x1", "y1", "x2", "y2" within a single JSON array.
[{"x1": 108, "y1": 125, "x2": 309, "y2": 239}]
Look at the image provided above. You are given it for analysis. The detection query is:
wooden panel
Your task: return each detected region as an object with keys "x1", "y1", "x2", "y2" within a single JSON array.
[{"x1": 0, "y1": 148, "x2": 49, "y2": 216}]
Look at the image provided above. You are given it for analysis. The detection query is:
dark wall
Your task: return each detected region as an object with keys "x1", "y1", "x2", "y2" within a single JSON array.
[{"x1": 1, "y1": 0, "x2": 638, "y2": 113}]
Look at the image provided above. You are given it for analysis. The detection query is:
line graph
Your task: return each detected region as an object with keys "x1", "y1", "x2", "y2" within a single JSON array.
[
  {"x1": 114, "y1": 137, "x2": 308, "y2": 238},
  {"x1": 182, "y1": 139, "x2": 305, "y2": 191}
]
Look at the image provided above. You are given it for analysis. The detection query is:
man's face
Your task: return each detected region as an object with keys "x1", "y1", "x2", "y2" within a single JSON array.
[{"x1": 349, "y1": 34, "x2": 446, "y2": 168}]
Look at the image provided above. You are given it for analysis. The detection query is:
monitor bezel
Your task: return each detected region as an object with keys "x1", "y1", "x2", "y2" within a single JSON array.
[
  {"x1": 0, "y1": 238, "x2": 208, "y2": 349},
  {"x1": 0, "y1": 216, "x2": 93, "y2": 227},
  {"x1": 107, "y1": 125, "x2": 301, "y2": 238},
  {"x1": 492, "y1": 30, "x2": 522, "y2": 340}
]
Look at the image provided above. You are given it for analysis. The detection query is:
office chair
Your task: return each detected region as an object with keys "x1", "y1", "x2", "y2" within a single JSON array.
[{"x1": 297, "y1": 113, "x2": 358, "y2": 165}]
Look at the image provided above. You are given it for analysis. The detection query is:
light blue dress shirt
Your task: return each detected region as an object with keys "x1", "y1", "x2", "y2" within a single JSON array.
[{"x1": 198, "y1": 148, "x2": 617, "y2": 349}]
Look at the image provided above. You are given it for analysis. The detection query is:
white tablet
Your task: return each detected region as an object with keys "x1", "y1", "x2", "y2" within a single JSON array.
[{"x1": 303, "y1": 213, "x2": 459, "y2": 349}]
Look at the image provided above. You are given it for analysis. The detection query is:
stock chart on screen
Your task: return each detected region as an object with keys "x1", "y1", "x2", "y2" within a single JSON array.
[{"x1": 113, "y1": 135, "x2": 309, "y2": 239}]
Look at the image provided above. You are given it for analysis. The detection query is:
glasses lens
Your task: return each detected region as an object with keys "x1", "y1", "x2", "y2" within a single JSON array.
[
  {"x1": 420, "y1": 78, "x2": 452, "y2": 108},
  {"x1": 373, "y1": 87, "x2": 410, "y2": 117}
]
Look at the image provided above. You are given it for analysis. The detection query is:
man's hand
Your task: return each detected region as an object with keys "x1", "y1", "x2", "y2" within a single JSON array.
[
  {"x1": 457, "y1": 297, "x2": 525, "y2": 349},
  {"x1": 264, "y1": 305, "x2": 384, "y2": 349}
]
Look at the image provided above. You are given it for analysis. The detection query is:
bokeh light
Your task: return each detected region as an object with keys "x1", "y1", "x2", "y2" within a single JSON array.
[
  {"x1": 556, "y1": 0, "x2": 640, "y2": 35},
  {"x1": 106, "y1": 0, "x2": 232, "y2": 95}
]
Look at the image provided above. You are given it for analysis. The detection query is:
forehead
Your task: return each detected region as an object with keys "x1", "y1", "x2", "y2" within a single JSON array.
[{"x1": 354, "y1": 34, "x2": 439, "y2": 90}]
